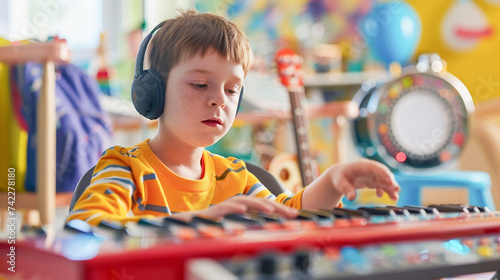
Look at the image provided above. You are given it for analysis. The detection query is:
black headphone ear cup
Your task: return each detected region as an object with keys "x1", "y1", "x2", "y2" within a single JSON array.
[{"x1": 131, "y1": 69, "x2": 166, "y2": 120}]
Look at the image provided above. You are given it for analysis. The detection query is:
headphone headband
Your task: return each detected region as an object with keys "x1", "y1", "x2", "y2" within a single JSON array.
[{"x1": 134, "y1": 22, "x2": 165, "y2": 78}]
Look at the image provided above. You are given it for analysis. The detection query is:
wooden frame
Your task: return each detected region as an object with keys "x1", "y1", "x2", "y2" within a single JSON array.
[{"x1": 0, "y1": 41, "x2": 71, "y2": 229}]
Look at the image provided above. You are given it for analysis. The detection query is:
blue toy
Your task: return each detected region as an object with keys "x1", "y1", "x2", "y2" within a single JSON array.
[{"x1": 359, "y1": 1, "x2": 422, "y2": 66}]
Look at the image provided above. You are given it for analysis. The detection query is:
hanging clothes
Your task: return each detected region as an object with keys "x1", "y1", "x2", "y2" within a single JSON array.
[
  {"x1": 0, "y1": 37, "x2": 28, "y2": 192},
  {"x1": 12, "y1": 61, "x2": 113, "y2": 193}
]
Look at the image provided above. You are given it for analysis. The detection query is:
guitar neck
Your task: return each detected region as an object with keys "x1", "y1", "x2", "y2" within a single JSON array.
[{"x1": 288, "y1": 87, "x2": 315, "y2": 186}]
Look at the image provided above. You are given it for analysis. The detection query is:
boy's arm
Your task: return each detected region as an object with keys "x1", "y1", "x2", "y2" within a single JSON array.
[
  {"x1": 243, "y1": 167, "x2": 305, "y2": 210},
  {"x1": 274, "y1": 188, "x2": 306, "y2": 209},
  {"x1": 66, "y1": 151, "x2": 154, "y2": 226}
]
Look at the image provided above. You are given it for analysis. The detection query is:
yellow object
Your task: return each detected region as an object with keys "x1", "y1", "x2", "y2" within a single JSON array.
[
  {"x1": 407, "y1": 0, "x2": 500, "y2": 104},
  {"x1": 0, "y1": 38, "x2": 27, "y2": 192},
  {"x1": 477, "y1": 246, "x2": 494, "y2": 257},
  {"x1": 389, "y1": 61, "x2": 402, "y2": 77}
]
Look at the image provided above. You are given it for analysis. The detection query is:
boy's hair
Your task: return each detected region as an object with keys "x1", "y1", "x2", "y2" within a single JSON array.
[{"x1": 149, "y1": 10, "x2": 254, "y2": 82}]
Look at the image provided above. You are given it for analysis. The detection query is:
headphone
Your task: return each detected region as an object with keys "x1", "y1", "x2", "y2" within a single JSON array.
[{"x1": 131, "y1": 22, "x2": 244, "y2": 120}]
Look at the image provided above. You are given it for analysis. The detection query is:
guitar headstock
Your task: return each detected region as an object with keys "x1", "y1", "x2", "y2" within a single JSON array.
[{"x1": 275, "y1": 48, "x2": 303, "y2": 88}]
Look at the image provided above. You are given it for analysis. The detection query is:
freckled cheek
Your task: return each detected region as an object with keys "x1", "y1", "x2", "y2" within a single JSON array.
[
  {"x1": 179, "y1": 92, "x2": 201, "y2": 111},
  {"x1": 165, "y1": 86, "x2": 200, "y2": 118}
]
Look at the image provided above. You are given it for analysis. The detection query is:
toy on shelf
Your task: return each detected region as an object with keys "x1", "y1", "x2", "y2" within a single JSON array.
[
  {"x1": 359, "y1": 1, "x2": 421, "y2": 68},
  {"x1": 349, "y1": 53, "x2": 495, "y2": 210},
  {"x1": 275, "y1": 48, "x2": 317, "y2": 189},
  {"x1": 95, "y1": 32, "x2": 116, "y2": 96},
  {"x1": 352, "y1": 53, "x2": 474, "y2": 171}
]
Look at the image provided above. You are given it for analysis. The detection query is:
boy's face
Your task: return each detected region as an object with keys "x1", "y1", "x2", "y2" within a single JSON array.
[{"x1": 161, "y1": 49, "x2": 245, "y2": 148}]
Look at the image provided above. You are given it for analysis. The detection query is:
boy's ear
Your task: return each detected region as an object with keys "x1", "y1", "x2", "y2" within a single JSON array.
[{"x1": 131, "y1": 69, "x2": 166, "y2": 120}]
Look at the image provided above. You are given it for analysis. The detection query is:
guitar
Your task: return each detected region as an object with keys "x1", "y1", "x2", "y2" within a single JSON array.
[{"x1": 275, "y1": 48, "x2": 316, "y2": 187}]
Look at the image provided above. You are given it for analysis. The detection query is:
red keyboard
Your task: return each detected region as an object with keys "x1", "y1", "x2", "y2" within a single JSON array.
[{"x1": 1, "y1": 205, "x2": 499, "y2": 280}]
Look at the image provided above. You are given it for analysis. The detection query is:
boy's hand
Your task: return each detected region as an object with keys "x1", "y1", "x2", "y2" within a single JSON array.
[
  {"x1": 199, "y1": 196, "x2": 299, "y2": 219},
  {"x1": 302, "y1": 159, "x2": 400, "y2": 210},
  {"x1": 329, "y1": 159, "x2": 400, "y2": 201}
]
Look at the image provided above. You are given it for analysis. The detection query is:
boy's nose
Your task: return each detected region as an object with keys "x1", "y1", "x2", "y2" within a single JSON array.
[{"x1": 209, "y1": 88, "x2": 226, "y2": 108}]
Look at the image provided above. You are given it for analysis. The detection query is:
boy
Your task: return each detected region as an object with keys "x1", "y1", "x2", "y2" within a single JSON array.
[{"x1": 67, "y1": 10, "x2": 399, "y2": 226}]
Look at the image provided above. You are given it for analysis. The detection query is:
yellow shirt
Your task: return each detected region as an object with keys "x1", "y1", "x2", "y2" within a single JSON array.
[{"x1": 67, "y1": 139, "x2": 304, "y2": 225}]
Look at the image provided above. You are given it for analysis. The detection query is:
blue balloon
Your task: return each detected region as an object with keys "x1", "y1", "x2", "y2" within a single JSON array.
[{"x1": 359, "y1": 1, "x2": 422, "y2": 66}]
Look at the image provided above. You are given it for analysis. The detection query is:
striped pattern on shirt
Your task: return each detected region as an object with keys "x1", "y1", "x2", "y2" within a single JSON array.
[{"x1": 67, "y1": 139, "x2": 304, "y2": 225}]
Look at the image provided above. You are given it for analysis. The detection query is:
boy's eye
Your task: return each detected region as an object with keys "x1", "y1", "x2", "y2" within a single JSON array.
[
  {"x1": 227, "y1": 89, "x2": 238, "y2": 95},
  {"x1": 192, "y1": 83, "x2": 207, "y2": 89}
]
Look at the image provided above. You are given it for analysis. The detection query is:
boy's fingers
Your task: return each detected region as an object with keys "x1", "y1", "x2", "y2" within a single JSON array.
[
  {"x1": 335, "y1": 178, "x2": 357, "y2": 201},
  {"x1": 372, "y1": 182, "x2": 400, "y2": 200},
  {"x1": 231, "y1": 196, "x2": 299, "y2": 218},
  {"x1": 264, "y1": 200, "x2": 299, "y2": 218},
  {"x1": 204, "y1": 202, "x2": 247, "y2": 218},
  {"x1": 350, "y1": 160, "x2": 397, "y2": 186},
  {"x1": 353, "y1": 177, "x2": 400, "y2": 200},
  {"x1": 232, "y1": 196, "x2": 274, "y2": 212}
]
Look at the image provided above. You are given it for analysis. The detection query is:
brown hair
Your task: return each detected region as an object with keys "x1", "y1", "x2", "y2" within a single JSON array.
[{"x1": 149, "y1": 10, "x2": 254, "y2": 82}]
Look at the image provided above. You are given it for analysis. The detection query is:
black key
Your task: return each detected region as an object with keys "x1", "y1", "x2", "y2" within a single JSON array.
[
  {"x1": 138, "y1": 218, "x2": 164, "y2": 228},
  {"x1": 99, "y1": 219, "x2": 125, "y2": 231},
  {"x1": 447, "y1": 204, "x2": 481, "y2": 213},
  {"x1": 325, "y1": 209, "x2": 350, "y2": 219},
  {"x1": 403, "y1": 205, "x2": 440, "y2": 215},
  {"x1": 378, "y1": 206, "x2": 411, "y2": 217},
  {"x1": 455, "y1": 205, "x2": 490, "y2": 213},
  {"x1": 248, "y1": 212, "x2": 284, "y2": 223},
  {"x1": 295, "y1": 210, "x2": 319, "y2": 221},
  {"x1": 98, "y1": 220, "x2": 129, "y2": 238},
  {"x1": 224, "y1": 213, "x2": 263, "y2": 227},
  {"x1": 477, "y1": 206, "x2": 491, "y2": 213},
  {"x1": 163, "y1": 216, "x2": 196, "y2": 228},
  {"x1": 300, "y1": 209, "x2": 335, "y2": 221},
  {"x1": 332, "y1": 208, "x2": 370, "y2": 219},
  {"x1": 137, "y1": 218, "x2": 171, "y2": 234},
  {"x1": 192, "y1": 215, "x2": 224, "y2": 228},
  {"x1": 387, "y1": 205, "x2": 426, "y2": 215},
  {"x1": 428, "y1": 204, "x2": 470, "y2": 214},
  {"x1": 357, "y1": 207, "x2": 395, "y2": 217}
]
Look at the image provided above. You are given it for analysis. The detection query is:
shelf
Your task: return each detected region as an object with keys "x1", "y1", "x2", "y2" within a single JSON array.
[
  {"x1": 303, "y1": 70, "x2": 389, "y2": 87},
  {"x1": 0, "y1": 41, "x2": 70, "y2": 64}
]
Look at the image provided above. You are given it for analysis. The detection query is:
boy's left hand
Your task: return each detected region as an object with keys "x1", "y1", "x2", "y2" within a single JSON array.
[
  {"x1": 302, "y1": 158, "x2": 400, "y2": 210},
  {"x1": 329, "y1": 159, "x2": 400, "y2": 201}
]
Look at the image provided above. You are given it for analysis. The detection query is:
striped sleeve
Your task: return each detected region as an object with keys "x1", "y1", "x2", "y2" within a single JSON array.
[
  {"x1": 242, "y1": 166, "x2": 304, "y2": 209},
  {"x1": 275, "y1": 187, "x2": 306, "y2": 209},
  {"x1": 275, "y1": 188, "x2": 342, "y2": 209},
  {"x1": 66, "y1": 148, "x2": 153, "y2": 226},
  {"x1": 242, "y1": 170, "x2": 276, "y2": 200}
]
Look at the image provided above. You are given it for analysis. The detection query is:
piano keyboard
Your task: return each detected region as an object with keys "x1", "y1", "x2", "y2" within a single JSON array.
[
  {"x1": 65, "y1": 204, "x2": 496, "y2": 240},
  {"x1": 1, "y1": 204, "x2": 499, "y2": 280}
]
